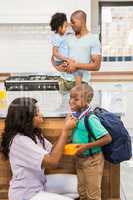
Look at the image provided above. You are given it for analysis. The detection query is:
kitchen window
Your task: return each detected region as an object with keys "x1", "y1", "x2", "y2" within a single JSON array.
[{"x1": 99, "y1": 2, "x2": 133, "y2": 69}]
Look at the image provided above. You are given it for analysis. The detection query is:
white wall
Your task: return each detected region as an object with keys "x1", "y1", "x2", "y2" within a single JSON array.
[
  {"x1": 0, "y1": 0, "x2": 91, "y2": 24},
  {"x1": 0, "y1": 0, "x2": 91, "y2": 73}
]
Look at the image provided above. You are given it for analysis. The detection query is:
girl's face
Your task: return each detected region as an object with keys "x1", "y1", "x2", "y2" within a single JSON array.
[
  {"x1": 58, "y1": 21, "x2": 68, "y2": 35},
  {"x1": 33, "y1": 108, "x2": 43, "y2": 128}
]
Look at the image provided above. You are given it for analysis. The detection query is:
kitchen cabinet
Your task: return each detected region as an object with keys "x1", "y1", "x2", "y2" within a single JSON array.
[
  {"x1": 0, "y1": 118, "x2": 120, "y2": 200},
  {"x1": 91, "y1": 81, "x2": 133, "y2": 137},
  {"x1": 121, "y1": 90, "x2": 133, "y2": 136}
]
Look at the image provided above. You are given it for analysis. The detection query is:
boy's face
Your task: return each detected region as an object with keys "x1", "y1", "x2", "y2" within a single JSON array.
[
  {"x1": 69, "y1": 89, "x2": 88, "y2": 112},
  {"x1": 58, "y1": 21, "x2": 68, "y2": 35}
]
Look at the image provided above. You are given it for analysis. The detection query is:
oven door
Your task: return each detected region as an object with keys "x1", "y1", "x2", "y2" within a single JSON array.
[{"x1": 6, "y1": 90, "x2": 69, "y2": 117}]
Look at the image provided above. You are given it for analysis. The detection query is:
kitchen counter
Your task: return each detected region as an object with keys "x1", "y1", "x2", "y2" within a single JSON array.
[
  {"x1": 91, "y1": 71, "x2": 133, "y2": 82},
  {"x1": 0, "y1": 118, "x2": 120, "y2": 200},
  {"x1": 1, "y1": 71, "x2": 133, "y2": 82},
  {"x1": 0, "y1": 73, "x2": 10, "y2": 82}
]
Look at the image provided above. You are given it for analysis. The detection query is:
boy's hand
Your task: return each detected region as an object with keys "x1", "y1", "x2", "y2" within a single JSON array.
[
  {"x1": 76, "y1": 144, "x2": 88, "y2": 155},
  {"x1": 64, "y1": 114, "x2": 77, "y2": 131}
]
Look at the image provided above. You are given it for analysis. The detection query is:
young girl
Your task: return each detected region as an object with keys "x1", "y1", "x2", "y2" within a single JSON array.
[
  {"x1": 50, "y1": 12, "x2": 83, "y2": 85},
  {"x1": 1, "y1": 97, "x2": 76, "y2": 200}
]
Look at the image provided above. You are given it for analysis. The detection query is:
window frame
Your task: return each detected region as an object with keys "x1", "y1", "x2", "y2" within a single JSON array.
[{"x1": 99, "y1": 1, "x2": 133, "y2": 64}]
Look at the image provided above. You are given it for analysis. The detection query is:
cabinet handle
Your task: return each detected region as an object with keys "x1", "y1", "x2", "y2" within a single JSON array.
[{"x1": 114, "y1": 84, "x2": 122, "y2": 88}]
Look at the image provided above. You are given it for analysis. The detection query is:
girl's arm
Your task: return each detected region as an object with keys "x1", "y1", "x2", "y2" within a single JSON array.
[
  {"x1": 51, "y1": 55, "x2": 68, "y2": 72},
  {"x1": 53, "y1": 46, "x2": 67, "y2": 61},
  {"x1": 42, "y1": 115, "x2": 77, "y2": 169}
]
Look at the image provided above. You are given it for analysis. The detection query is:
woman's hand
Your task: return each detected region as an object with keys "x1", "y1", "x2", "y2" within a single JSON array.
[{"x1": 64, "y1": 114, "x2": 77, "y2": 132}]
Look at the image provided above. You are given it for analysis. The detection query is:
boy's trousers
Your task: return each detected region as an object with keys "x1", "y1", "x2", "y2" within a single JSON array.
[{"x1": 76, "y1": 152, "x2": 104, "y2": 200}]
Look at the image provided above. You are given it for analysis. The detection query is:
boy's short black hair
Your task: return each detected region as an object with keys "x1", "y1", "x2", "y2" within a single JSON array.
[
  {"x1": 71, "y1": 83, "x2": 94, "y2": 104},
  {"x1": 50, "y1": 13, "x2": 67, "y2": 32}
]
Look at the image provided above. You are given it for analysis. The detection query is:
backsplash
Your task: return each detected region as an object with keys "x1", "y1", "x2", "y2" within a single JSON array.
[
  {"x1": 0, "y1": 23, "x2": 54, "y2": 72},
  {"x1": 0, "y1": 23, "x2": 51, "y2": 40}
]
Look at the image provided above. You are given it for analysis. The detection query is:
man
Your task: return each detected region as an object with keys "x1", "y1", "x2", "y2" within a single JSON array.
[
  {"x1": 51, "y1": 10, "x2": 101, "y2": 112},
  {"x1": 52, "y1": 10, "x2": 101, "y2": 85}
]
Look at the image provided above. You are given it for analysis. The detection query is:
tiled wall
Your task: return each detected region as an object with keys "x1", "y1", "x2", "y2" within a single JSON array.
[{"x1": 0, "y1": 24, "x2": 55, "y2": 73}]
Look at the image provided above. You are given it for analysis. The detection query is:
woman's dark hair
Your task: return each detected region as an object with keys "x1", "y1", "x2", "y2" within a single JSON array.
[
  {"x1": 1, "y1": 97, "x2": 45, "y2": 159},
  {"x1": 50, "y1": 12, "x2": 67, "y2": 32}
]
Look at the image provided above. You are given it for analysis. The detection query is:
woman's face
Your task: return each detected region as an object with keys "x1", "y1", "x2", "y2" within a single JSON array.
[{"x1": 33, "y1": 108, "x2": 43, "y2": 128}]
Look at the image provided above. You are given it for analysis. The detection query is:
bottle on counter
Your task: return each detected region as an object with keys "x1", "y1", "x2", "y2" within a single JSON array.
[{"x1": 0, "y1": 84, "x2": 7, "y2": 118}]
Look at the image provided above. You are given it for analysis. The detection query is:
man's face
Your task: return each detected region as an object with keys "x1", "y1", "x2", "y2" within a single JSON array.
[
  {"x1": 69, "y1": 89, "x2": 87, "y2": 112},
  {"x1": 70, "y1": 16, "x2": 82, "y2": 34}
]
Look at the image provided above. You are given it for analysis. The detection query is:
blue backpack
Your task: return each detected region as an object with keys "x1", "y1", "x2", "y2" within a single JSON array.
[{"x1": 84, "y1": 107, "x2": 132, "y2": 164}]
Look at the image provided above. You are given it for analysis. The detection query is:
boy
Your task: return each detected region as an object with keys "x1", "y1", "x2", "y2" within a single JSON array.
[{"x1": 69, "y1": 83, "x2": 112, "y2": 200}]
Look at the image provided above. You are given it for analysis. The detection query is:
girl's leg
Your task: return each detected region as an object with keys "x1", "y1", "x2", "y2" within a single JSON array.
[
  {"x1": 74, "y1": 71, "x2": 83, "y2": 85},
  {"x1": 75, "y1": 75, "x2": 82, "y2": 85}
]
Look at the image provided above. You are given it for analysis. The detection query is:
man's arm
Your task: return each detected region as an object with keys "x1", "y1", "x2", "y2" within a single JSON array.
[{"x1": 67, "y1": 54, "x2": 101, "y2": 73}]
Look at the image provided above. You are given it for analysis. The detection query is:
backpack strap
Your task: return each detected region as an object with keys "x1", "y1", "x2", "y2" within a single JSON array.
[
  {"x1": 84, "y1": 112, "x2": 97, "y2": 157},
  {"x1": 84, "y1": 112, "x2": 97, "y2": 140}
]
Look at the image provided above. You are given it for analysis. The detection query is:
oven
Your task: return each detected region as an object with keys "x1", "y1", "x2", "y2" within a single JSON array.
[{"x1": 5, "y1": 75, "x2": 69, "y2": 117}]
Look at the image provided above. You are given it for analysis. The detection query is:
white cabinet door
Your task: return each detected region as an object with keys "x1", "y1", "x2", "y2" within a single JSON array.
[
  {"x1": 92, "y1": 82, "x2": 125, "y2": 113},
  {"x1": 122, "y1": 90, "x2": 133, "y2": 137},
  {"x1": 92, "y1": 81, "x2": 133, "y2": 137}
]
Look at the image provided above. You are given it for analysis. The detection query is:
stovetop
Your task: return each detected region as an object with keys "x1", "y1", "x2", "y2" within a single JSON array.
[
  {"x1": 5, "y1": 75, "x2": 60, "y2": 91},
  {"x1": 6, "y1": 75, "x2": 60, "y2": 82}
]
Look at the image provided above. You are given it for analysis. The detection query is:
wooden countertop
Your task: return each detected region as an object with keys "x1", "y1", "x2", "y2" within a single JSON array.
[
  {"x1": 91, "y1": 71, "x2": 133, "y2": 82},
  {"x1": 0, "y1": 71, "x2": 133, "y2": 82},
  {"x1": 0, "y1": 73, "x2": 10, "y2": 82}
]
